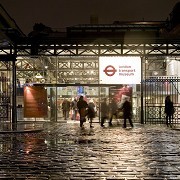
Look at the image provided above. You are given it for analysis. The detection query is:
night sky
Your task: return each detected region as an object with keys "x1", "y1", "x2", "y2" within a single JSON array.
[{"x1": 1, "y1": 0, "x2": 180, "y2": 35}]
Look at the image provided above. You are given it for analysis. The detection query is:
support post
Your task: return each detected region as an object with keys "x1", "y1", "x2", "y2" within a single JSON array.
[
  {"x1": 140, "y1": 56, "x2": 144, "y2": 124},
  {"x1": 12, "y1": 59, "x2": 17, "y2": 130}
]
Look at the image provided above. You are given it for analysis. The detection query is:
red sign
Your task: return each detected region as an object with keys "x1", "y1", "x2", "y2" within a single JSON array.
[
  {"x1": 103, "y1": 65, "x2": 117, "y2": 76},
  {"x1": 24, "y1": 86, "x2": 48, "y2": 117}
]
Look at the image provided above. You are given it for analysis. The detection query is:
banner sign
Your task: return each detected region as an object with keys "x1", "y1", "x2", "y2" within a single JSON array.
[
  {"x1": 99, "y1": 56, "x2": 141, "y2": 84},
  {"x1": 109, "y1": 85, "x2": 133, "y2": 118},
  {"x1": 24, "y1": 86, "x2": 48, "y2": 118}
]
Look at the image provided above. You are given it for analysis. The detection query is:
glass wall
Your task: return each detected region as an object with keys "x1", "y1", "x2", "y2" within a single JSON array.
[
  {"x1": 14, "y1": 56, "x2": 142, "y2": 123},
  {"x1": 1, "y1": 53, "x2": 180, "y2": 125}
]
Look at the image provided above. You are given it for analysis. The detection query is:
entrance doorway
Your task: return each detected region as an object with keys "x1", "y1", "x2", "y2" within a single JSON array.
[{"x1": 25, "y1": 84, "x2": 141, "y2": 123}]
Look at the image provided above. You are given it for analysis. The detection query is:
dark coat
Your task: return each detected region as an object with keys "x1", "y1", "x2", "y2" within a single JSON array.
[
  {"x1": 77, "y1": 99, "x2": 88, "y2": 115},
  {"x1": 101, "y1": 101, "x2": 109, "y2": 118},
  {"x1": 62, "y1": 100, "x2": 70, "y2": 111},
  {"x1": 122, "y1": 100, "x2": 132, "y2": 118},
  {"x1": 88, "y1": 102, "x2": 95, "y2": 118},
  {"x1": 109, "y1": 100, "x2": 118, "y2": 115},
  {"x1": 165, "y1": 99, "x2": 174, "y2": 115}
]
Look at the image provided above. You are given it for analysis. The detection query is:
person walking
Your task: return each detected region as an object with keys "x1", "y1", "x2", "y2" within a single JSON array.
[
  {"x1": 165, "y1": 95, "x2": 174, "y2": 127},
  {"x1": 71, "y1": 98, "x2": 78, "y2": 120},
  {"x1": 62, "y1": 98, "x2": 70, "y2": 120},
  {"x1": 109, "y1": 98, "x2": 118, "y2": 126},
  {"x1": 77, "y1": 96, "x2": 88, "y2": 128},
  {"x1": 87, "y1": 99, "x2": 96, "y2": 128},
  {"x1": 100, "y1": 98, "x2": 109, "y2": 127},
  {"x1": 121, "y1": 97, "x2": 133, "y2": 128}
]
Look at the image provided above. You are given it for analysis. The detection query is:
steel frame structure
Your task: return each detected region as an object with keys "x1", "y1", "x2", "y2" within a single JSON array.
[
  {"x1": 0, "y1": 39, "x2": 180, "y2": 126},
  {"x1": 15, "y1": 42, "x2": 180, "y2": 57},
  {"x1": 1, "y1": 40, "x2": 180, "y2": 57},
  {"x1": 1, "y1": 2, "x2": 180, "y2": 127}
]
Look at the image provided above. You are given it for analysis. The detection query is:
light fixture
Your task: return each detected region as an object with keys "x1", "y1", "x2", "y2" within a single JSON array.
[
  {"x1": 153, "y1": 71, "x2": 158, "y2": 75},
  {"x1": 35, "y1": 73, "x2": 43, "y2": 78}
]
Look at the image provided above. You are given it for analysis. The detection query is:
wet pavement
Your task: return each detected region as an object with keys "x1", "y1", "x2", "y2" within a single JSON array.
[
  {"x1": 0, "y1": 122, "x2": 44, "y2": 133},
  {"x1": 0, "y1": 120, "x2": 179, "y2": 180}
]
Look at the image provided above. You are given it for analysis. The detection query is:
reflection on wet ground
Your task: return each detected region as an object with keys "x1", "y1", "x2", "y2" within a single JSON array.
[
  {"x1": 0, "y1": 122, "x2": 44, "y2": 132},
  {"x1": 0, "y1": 121, "x2": 179, "y2": 179}
]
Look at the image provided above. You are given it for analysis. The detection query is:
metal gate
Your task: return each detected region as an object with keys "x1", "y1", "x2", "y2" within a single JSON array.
[
  {"x1": 0, "y1": 62, "x2": 13, "y2": 127},
  {"x1": 144, "y1": 76, "x2": 180, "y2": 125}
]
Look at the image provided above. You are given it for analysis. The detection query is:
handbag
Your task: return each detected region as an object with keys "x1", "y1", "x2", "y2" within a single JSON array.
[{"x1": 80, "y1": 108, "x2": 88, "y2": 117}]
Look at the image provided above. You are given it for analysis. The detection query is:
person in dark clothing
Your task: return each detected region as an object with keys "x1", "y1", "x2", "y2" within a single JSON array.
[
  {"x1": 165, "y1": 95, "x2": 174, "y2": 126},
  {"x1": 77, "y1": 96, "x2": 88, "y2": 128},
  {"x1": 87, "y1": 99, "x2": 96, "y2": 128},
  {"x1": 100, "y1": 98, "x2": 109, "y2": 127},
  {"x1": 121, "y1": 97, "x2": 133, "y2": 128},
  {"x1": 109, "y1": 98, "x2": 118, "y2": 126},
  {"x1": 62, "y1": 98, "x2": 70, "y2": 120},
  {"x1": 71, "y1": 98, "x2": 78, "y2": 120}
]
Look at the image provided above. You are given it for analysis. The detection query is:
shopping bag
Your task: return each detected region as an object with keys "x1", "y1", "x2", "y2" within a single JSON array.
[{"x1": 80, "y1": 108, "x2": 88, "y2": 117}]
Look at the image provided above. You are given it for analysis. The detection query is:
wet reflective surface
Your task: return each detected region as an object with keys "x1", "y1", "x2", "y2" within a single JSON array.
[
  {"x1": 0, "y1": 122, "x2": 44, "y2": 132},
  {"x1": 0, "y1": 121, "x2": 179, "y2": 179}
]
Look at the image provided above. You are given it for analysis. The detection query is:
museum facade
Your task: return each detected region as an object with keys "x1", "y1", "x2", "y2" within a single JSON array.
[{"x1": 0, "y1": 3, "x2": 180, "y2": 126}]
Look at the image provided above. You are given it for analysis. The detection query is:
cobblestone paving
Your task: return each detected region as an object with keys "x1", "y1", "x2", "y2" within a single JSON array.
[{"x1": 0, "y1": 121, "x2": 179, "y2": 180}]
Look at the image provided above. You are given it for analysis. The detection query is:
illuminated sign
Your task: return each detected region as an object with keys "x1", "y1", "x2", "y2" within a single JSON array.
[
  {"x1": 24, "y1": 86, "x2": 48, "y2": 117},
  {"x1": 99, "y1": 56, "x2": 141, "y2": 84}
]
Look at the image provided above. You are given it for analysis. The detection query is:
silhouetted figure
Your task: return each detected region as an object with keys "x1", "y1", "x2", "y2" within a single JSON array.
[
  {"x1": 109, "y1": 98, "x2": 118, "y2": 126},
  {"x1": 121, "y1": 97, "x2": 133, "y2": 128},
  {"x1": 62, "y1": 99, "x2": 70, "y2": 120},
  {"x1": 165, "y1": 95, "x2": 174, "y2": 126},
  {"x1": 77, "y1": 96, "x2": 88, "y2": 128},
  {"x1": 87, "y1": 99, "x2": 96, "y2": 128},
  {"x1": 71, "y1": 98, "x2": 78, "y2": 120},
  {"x1": 100, "y1": 98, "x2": 109, "y2": 127}
]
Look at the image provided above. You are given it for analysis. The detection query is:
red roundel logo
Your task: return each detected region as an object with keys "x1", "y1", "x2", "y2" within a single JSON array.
[{"x1": 103, "y1": 65, "x2": 117, "y2": 76}]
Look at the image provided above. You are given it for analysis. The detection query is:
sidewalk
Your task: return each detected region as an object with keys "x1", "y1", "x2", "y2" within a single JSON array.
[
  {"x1": 0, "y1": 122, "x2": 44, "y2": 133},
  {"x1": 0, "y1": 121, "x2": 179, "y2": 179}
]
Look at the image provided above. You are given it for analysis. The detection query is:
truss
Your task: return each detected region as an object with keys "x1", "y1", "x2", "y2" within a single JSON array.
[
  {"x1": 0, "y1": 39, "x2": 180, "y2": 84},
  {"x1": 15, "y1": 43, "x2": 180, "y2": 56},
  {"x1": 0, "y1": 41, "x2": 180, "y2": 57}
]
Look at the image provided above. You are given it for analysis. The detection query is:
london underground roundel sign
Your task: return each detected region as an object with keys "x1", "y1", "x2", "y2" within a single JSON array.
[{"x1": 103, "y1": 65, "x2": 117, "y2": 76}]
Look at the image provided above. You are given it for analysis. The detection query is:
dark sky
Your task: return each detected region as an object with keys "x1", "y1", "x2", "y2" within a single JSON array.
[{"x1": 1, "y1": 0, "x2": 180, "y2": 35}]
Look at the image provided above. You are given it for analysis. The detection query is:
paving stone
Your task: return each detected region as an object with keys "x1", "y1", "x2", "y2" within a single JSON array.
[{"x1": 0, "y1": 122, "x2": 179, "y2": 179}]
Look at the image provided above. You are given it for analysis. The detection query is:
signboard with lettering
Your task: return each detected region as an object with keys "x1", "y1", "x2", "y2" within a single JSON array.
[{"x1": 99, "y1": 56, "x2": 141, "y2": 84}]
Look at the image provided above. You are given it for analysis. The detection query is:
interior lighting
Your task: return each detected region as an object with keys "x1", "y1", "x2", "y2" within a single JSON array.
[
  {"x1": 153, "y1": 71, "x2": 158, "y2": 75},
  {"x1": 35, "y1": 73, "x2": 43, "y2": 78},
  {"x1": 166, "y1": 56, "x2": 170, "y2": 62}
]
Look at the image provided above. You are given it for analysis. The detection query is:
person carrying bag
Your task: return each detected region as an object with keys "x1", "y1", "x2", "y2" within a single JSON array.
[{"x1": 77, "y1": 96, "x2": 88, "y2": 128}]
